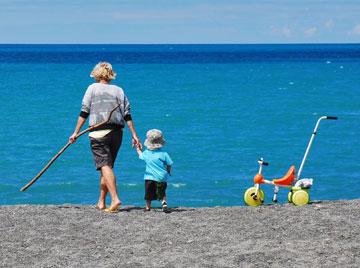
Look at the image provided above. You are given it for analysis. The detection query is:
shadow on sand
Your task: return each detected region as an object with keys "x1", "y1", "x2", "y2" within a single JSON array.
[
  {"x1": 54, "y1": 205, "x2": 192, "y2": 214},
  {"x1": 119, "y1": 206, "x2": 193, "y2": 214}
]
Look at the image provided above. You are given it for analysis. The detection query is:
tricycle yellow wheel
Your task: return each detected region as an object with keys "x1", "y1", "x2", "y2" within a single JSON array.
[
  {"x1": 244, "y1": 187, "x2": 265, "y2": 206},
  {"x1": 292, "y1": 189, "x2": 309, "y2": 206},
  {"x1": 288, "y1": 191, "x2": 293, "y2": 203}
]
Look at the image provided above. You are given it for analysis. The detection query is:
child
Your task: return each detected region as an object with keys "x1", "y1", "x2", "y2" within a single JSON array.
[{"x1": 136, "y1": 129, "x2": 173, "y2": 212}]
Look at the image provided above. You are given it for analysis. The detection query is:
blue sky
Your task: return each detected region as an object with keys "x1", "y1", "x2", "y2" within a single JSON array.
[{"x1": 0, "y1": 0, "x2": 359, "y2": 44}]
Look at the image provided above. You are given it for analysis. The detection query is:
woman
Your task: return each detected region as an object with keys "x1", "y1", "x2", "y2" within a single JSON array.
[{"x1": 69, "y1": 62, "x2": 142, "y2": 212}]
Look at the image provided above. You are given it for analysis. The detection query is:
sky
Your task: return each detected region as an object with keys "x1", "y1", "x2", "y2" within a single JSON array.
[{"x1": 0, "y1": 0, "x2": 359, "y2": 44}]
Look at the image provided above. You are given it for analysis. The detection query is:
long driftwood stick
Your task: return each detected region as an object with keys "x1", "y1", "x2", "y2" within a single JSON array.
[{"x1": 20, "y1": 105, "x2": 120, "y2": 192}]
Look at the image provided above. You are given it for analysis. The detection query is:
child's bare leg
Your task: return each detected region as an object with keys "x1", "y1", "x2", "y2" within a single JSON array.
[
  {"x1": 145, "y1": 200, "x2": 151, "y2": 210},
  {"x1": 162, "y1": 196, "x2": 168, "y2": 211}
]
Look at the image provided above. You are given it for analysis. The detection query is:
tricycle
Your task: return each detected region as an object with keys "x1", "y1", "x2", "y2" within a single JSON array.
[{"x1": 244, "y1": 116, "x2": 337, "y2": 206}]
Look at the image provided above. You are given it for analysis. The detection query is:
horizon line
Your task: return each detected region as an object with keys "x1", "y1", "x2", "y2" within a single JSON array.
[{"x1": 0, "y1": 42, "x2": 360, "y2": 46}]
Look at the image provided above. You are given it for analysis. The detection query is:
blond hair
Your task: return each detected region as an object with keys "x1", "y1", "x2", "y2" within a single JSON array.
[{"x1": 90, "y1": 62, "x2": 116, "y2": 81}]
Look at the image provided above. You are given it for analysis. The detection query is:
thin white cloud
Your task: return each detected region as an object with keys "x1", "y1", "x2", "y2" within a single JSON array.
[
  {"x1": 270, "y1": 26, "x2": 292, "y2": 37},
  {"x1": 304, "y1": 27, "x2": 317, "y2": 37},
  {"x1": 110, "y1": 10, "x2": 196, "y2": 20},
  {"x1": 324, "y1": 19, "x2": 334, "y2": 29},
  {"x1": 350, "y1": 24, "x2": 360, "y2": 35},
  {"x1": 282, "y1": 27, "x2": 292, "y2": 37}
]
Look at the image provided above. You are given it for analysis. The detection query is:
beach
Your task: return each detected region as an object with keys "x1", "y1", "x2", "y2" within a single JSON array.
[
  {"x1": 1, "y1": 1, "x2": 360, "y2": 266},
  {"x1": 1, "y1": 199, "x2": 359, "y2": 267}
]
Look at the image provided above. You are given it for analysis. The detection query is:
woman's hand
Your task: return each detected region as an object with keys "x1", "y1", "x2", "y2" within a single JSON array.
[
  {"x1": 69, "y1": 133, "x2": 78, "y2": 144},
  {"x1": 132, "y1": 135, "x2": 142, "y2": 150},
  {"x1": 126, "y1": 120, "x2": 142, "y2": 150},
  {"x1": 69, "y1": 117, "x2": 86, "y2": 144}
]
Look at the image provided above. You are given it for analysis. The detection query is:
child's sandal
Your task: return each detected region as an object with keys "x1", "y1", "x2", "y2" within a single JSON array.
[{"x1": 162, "y1": 202, "x2": 168, "y2": 212}]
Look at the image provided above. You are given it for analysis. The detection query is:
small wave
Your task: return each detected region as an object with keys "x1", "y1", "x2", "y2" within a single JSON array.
[
  {"x1": 57, "y1": 182, "x2": 75, "y2": 186},
  {"x1": 123, "y1": 183, "x2": 138, "y2": 187},
  {"x1": 171, "y1": 183, "x2": 186, "y2": 188},
  {"x1": 335, "y1": 111, "x2": 360, "y2": 116}
]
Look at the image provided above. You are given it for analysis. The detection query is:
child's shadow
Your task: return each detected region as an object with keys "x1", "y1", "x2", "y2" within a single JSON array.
[{"x1": 119, "y1": 206, "x2": 192, "y2": 214}]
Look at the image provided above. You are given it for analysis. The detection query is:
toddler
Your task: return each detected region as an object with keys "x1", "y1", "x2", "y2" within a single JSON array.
[{"x1": 136, "y1": 129, "x2": 173, "y2": 212}]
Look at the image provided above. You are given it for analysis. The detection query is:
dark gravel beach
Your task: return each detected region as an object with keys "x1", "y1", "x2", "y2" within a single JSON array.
[{"x1": 1, "y1": 200, "x2": 359, "y2": 267}]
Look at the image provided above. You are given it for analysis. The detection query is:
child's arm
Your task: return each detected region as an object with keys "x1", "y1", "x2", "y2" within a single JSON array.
[
  {"x1": 166, "y1": 165, "x2": 172, "y2": 176},
  {"x1": 136, "y1": 144, "x2": 142, "y2": 157},
  {"x1": 165, "y1": 153, "x2": 173, "y2": 176}
]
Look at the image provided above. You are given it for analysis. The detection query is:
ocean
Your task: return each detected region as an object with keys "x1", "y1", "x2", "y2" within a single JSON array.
[{"x1": 0, "y1": 44, "x2": 359, "y2": 207}]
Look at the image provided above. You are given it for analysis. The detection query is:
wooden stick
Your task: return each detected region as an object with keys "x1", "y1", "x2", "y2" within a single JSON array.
[{"x1": 20, "y1": 105, "x2": 120, "y2": 192}]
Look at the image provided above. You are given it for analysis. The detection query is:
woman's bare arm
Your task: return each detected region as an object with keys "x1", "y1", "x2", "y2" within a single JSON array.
[
  {"x1": 126, "y1": 119, "x2": 142, "y2": 150},
  {"x1": 69, "y1": 116, "x2": 86, "y2": 143}
]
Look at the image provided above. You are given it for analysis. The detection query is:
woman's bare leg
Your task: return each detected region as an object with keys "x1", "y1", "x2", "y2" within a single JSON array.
[
  {"x1": 96, "y1": 172, "x2": 108, "y2": 209},
  {"x1": 101, "y1": 165, "x2": 121, "y2": 208}
]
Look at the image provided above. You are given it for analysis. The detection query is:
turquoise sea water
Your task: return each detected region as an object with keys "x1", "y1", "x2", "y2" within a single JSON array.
[{"x1": 0, "y1": 44, "x2": 359, "y2": 207}]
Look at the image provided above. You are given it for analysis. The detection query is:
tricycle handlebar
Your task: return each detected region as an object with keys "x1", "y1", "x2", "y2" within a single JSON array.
[
  {"x1": 258, "y1": 158, "x2": 269, "y2": 166},
  {"x1": 326, "y1": 116, "x2": 338, "y2": 120}
]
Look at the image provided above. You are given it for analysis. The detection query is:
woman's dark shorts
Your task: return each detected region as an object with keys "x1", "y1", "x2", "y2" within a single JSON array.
[
  {"x1": 144, "y1": 180, "x2": 167, "y2": 201},
  {"x1": 89, "y1": 129, "x2": 123, "y2": 170}
]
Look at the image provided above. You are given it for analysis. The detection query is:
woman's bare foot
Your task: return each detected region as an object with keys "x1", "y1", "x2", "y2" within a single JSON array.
[{"x1": 95, "y1": 202, "x2": 106, "y2": 210}]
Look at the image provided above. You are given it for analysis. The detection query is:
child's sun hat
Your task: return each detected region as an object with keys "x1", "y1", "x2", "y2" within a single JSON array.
[{"x1": 144, "y1": 129, "x2": 166, "y2": 150}]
